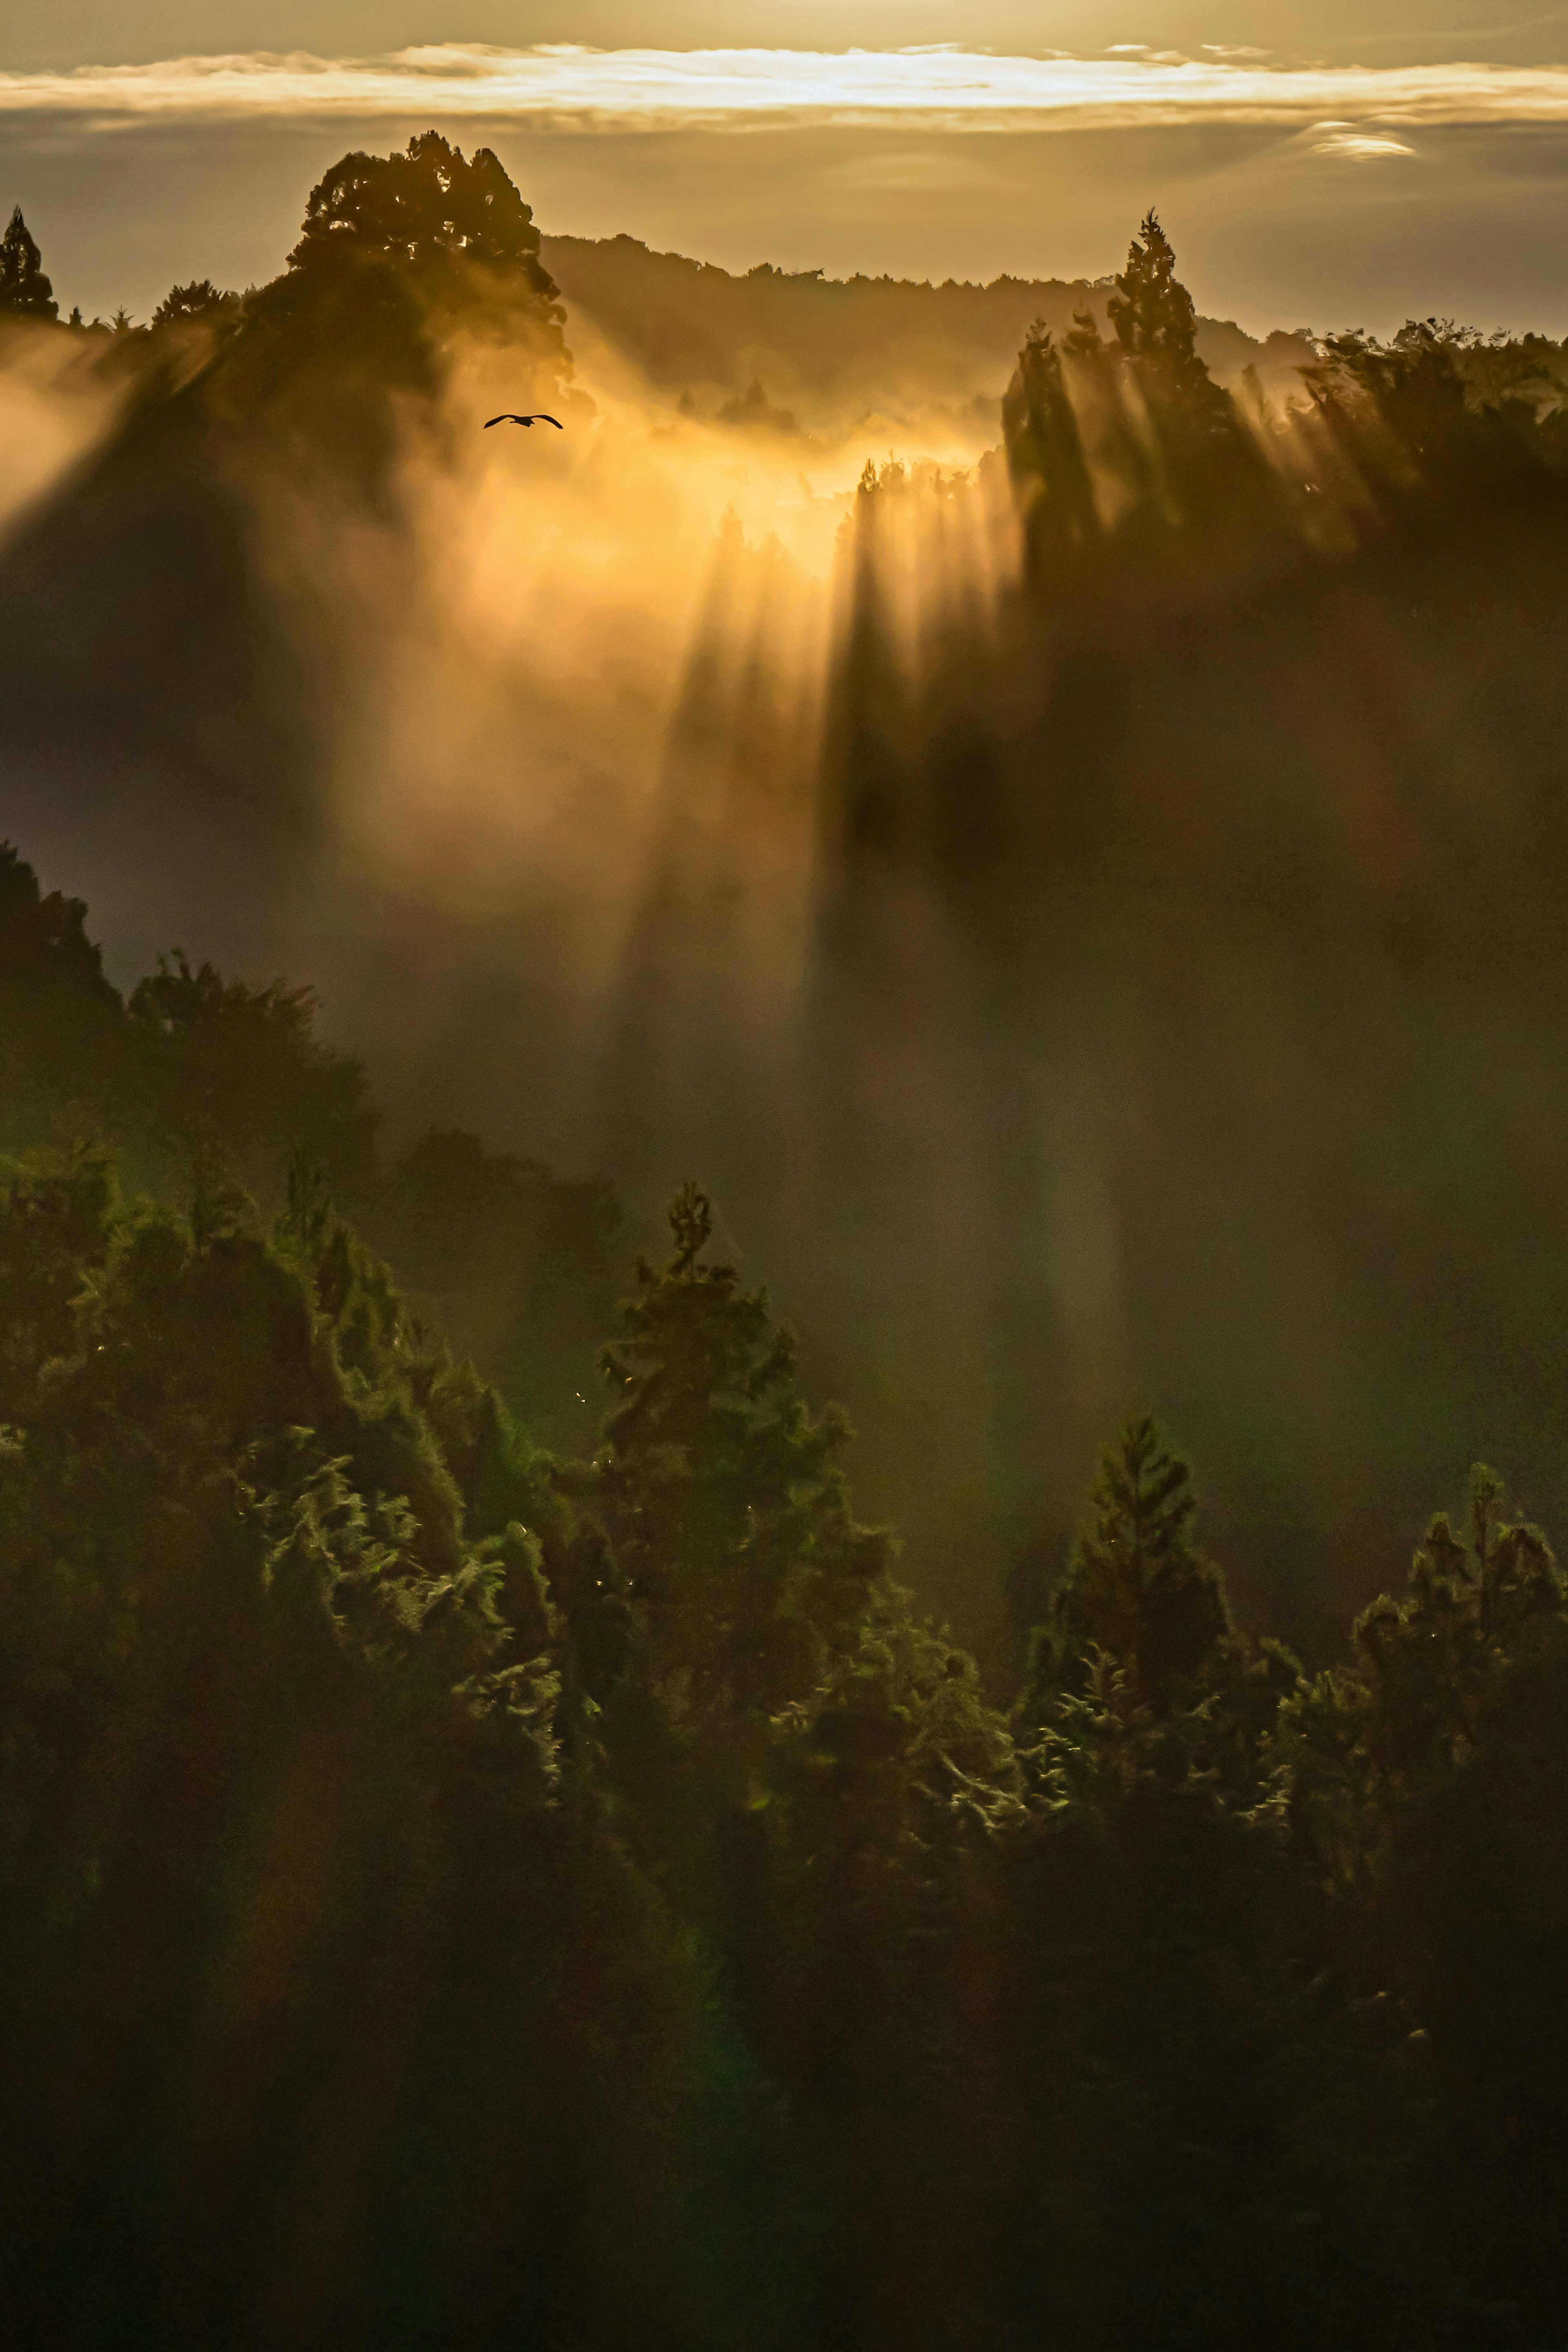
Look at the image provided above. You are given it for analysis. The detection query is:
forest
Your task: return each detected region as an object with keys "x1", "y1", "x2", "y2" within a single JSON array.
[{"x1": 4, "y1": 138, "x2": 1568, "y2": 2344}]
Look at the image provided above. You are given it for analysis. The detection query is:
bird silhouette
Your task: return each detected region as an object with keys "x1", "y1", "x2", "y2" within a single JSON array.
[{"x1": 484, "y1": 413, "x2": 564, "y2": 430}]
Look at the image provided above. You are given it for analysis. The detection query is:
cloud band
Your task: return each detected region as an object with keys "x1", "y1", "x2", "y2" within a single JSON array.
[{"x1": 3, "y1": 45, "x2": 1568, "y2": 136}]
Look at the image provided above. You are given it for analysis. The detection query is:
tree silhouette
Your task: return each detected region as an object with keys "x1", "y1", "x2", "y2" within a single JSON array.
[
  {"x1": 151, "y1": 279, "x2": 239, "y2": 328},
  {"x1": 289, "y1": 128, "x2": 565, "y2": 326},
  {"x1": 225, "y1": 130, "x2": 570, "y2": 471},
  {"x1": 0, "y1": 207, "x2": 58, "y2": 323},
  {"x1": 1107, "y1": 209, "x2": 1214, "y2": 399}
]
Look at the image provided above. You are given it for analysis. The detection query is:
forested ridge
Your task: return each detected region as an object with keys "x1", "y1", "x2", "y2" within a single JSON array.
[
  {"x1": 5, "y1": 141, "x2": 1568, "y2": 2343},
  {"x1": 536, "y1": 229, "x2": 1325, "y2": 428},
  {"x1": 0, "y1": 840, "x2": 1565, "y2": 2344}
]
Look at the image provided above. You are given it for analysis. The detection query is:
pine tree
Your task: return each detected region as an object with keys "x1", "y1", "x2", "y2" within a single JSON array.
[
  {"x1": 1022, "y1": 1403, "x2": 1232, "y2": 1718},
  {"x1": 598, "y1": 1182, "x2": 888, "y2": 1735},
  {"x1": 1102, "y1": 210, "x2": 1247, "y2": 501},
  {"x1": 0, "y1": 207, "x2": 58, "y2": 323},
  {"x1": 1107, "y1": 210, "x2": 1209, "y2": 395}
]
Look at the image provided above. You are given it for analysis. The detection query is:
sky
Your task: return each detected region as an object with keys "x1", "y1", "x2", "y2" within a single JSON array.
[{"x1": 5, "y1": 4, "x2": 1568, "y2": 332}]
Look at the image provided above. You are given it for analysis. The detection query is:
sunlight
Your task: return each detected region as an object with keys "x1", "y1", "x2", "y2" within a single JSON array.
[{"x1": 5, "y1": 44, "x2": 1568, "y2": 136}]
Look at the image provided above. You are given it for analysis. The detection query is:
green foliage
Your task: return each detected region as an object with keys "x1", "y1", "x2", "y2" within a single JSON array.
[
  {"x1": 1002, "y1": 1431, "x2": 1440, "y2": 2348},
  {"x1": 1274, "y1": 1464, "x2": 1568, "y2": 2338},
  {"x1": 129, "y1": 951, "x2": 376, "y2": 1201},
  {"x1": 0, "y1": 849, "x2": 616, "y2": 1442},
  {"x1": 0, "y1": 1030, "x2": 1562, "y2": 2342},
  {"x1": 0, "y1": 1148, "x2": 787, "y2": 2348},
  {"x1": 1021, "y1": 1403, "x2": 1233, "y2": 1720},
  {"x1": 597, "y1": 1182, "x2": 889, "y2": 1734}
]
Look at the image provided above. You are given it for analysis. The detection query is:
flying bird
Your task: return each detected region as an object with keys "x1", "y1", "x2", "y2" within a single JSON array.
[{"x1": 484, "y1": 412, "x2": 564, "y2": 430}]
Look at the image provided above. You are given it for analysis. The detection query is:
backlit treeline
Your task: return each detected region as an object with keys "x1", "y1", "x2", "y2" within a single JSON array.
[{"x1": 799, "y1": 206, "x2": 1568, "y2": 1638}]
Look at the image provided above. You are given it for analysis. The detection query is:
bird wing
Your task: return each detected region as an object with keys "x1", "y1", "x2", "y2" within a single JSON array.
[
  {"x1": 535, "y1": 415, "x2": 565, "y2": 429},
  {"x1": 483, "y1": 414, "x2": 524, "y2": 428}
]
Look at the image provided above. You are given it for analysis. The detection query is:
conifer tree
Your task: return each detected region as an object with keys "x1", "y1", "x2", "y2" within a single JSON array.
[
  {"x1": 0, "y1": 207, "x2": 58, "y2": 322},
  {"x1": 1099, "y1": 209, "x2": 1261, "y2": 525},
  {"x1": 1107, "y1": 209, "x2": 1211, "y2": 399},
  {"x1": 597, "y1": 1181, "x2": 888, "y2": 1739},
  {"x1": 1022, "y1": 1403, "x2": 1232, "y2": 1718}
]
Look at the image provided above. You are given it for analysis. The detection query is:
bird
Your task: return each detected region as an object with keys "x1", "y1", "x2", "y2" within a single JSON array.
[{"x1": 484, "y1": 412, "x2": 564, "y2": 430}]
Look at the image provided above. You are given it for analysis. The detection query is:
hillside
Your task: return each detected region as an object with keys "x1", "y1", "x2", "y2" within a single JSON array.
[{"x1": 541, "y1": 230, "x2": 1319, "y2": 431}]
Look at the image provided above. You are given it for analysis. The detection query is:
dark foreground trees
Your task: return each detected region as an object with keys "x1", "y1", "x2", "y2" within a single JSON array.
[
  {"x1": 0, "y1": 1154, "x2": 793, "y2": 2350},
  {"x1": 0, "y1": 1072, "x2": 1564, "y2": 2342}
]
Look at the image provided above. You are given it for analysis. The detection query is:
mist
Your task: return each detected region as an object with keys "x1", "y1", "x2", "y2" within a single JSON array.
[{"x1": 6, "y1": 147, "x2": 1568, "y2": 1679}]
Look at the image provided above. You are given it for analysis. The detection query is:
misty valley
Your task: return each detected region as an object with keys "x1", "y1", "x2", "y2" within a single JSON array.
[{"x1": 2, "y1": 132, "x2": 1568, "y2": 2347}]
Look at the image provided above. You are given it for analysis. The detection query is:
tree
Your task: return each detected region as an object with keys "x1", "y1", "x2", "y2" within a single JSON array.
[
  {"x1": 597, "y1": 1183, "x2": 889, "y2": 1741},
  {"x1": 1279, "y1": 1466, "x2": 1568, "y2": 2342},
  {"x1": 1002, "y1": 322, "x2": 1099, "y2": 570},
  {"x1": 592, "y1": 1184, "x2": 1018, "y2": 2350},
  {"x1": 1020, "y1": 1404, "x2": 1233, "y2": 1720},
  {"x1": 228, "y1": 131, "x2": 570, "y2": 471},
  {"x1": 151, "y1": 279, "x2": 239, "y2": 328},
  {"x1": 0, "y1": 207, "x2": 58, "y2": 323},
  {"x1": 0, "y1": 847, "x2": 131, "y2": 1168},
  {"x1": 1107, "y1": 210, "x2": 1212, "y2": 399},
  {"x1": 0, "y1": 843, "x2": 115, "y2": 999},
  {"x1": 1000, "y1": 1409, "x2": 1432, "y2": 2351},
  {"x1": 289, "y1": 128, "x2": 565, "y2": 331},
  {"x1": 128, "y1": 951, "x2": 376, "y2": 1202}
]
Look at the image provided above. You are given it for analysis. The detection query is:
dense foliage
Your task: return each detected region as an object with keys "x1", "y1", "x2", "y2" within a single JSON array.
[
  {"x1": 0, "y1": 844, "x2": 626, "y2": 1454},
  {"x1": 0, "y1": 1049, "x2": 1561, "y2": 2342}
]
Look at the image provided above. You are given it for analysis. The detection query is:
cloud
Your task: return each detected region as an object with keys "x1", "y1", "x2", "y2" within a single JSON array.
[
  {"x1": 1310, "y1": 122, "x2": 1418, "y2": 158},
  {"x1": 3, "y1": 45, "x2": 1568, "y2": 138}
]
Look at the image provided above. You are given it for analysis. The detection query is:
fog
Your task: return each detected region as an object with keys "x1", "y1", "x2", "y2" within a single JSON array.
[
  {"x1": 0, "y1": 275, "x2": 1036, "y2": 1643},
  {"x1": 7, "y1": 161, "x2": 1568, "y2": 1673}
]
